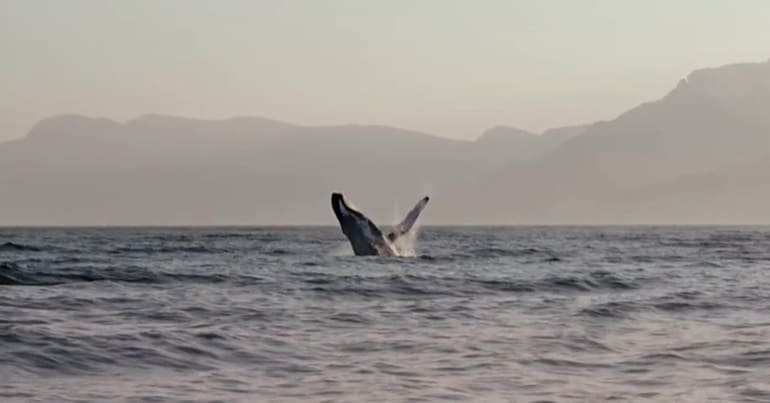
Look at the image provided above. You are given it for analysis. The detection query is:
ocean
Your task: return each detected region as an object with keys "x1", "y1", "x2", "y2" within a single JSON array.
[{"x1": 1, "y1": 227, "x2": 769, "y2": 402}]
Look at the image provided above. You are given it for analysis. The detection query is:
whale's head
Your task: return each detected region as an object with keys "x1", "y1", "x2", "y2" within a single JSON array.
[
  {"x1": 331, "y1": 192, "x2": 394, "y2": 256},
  {"x1": 331, "y1": 192, "x2": 363, "y2": 225}
]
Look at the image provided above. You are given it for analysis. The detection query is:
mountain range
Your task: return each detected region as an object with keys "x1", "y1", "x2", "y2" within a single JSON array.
[{"x1": 2, "y1": 60, "x2": 769, "y2": 225}]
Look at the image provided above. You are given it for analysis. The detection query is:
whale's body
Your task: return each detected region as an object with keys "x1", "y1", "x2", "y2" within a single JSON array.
[{"x1": 331, "y1": 193, "x2": 429, "y2": 256}]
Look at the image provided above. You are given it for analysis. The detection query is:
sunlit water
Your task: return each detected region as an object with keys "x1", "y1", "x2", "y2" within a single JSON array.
[{"x1": 2, "y1": 227, "x2": 770, "y2": 402}]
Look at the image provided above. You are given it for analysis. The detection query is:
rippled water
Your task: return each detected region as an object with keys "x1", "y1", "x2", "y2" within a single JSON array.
[{"x1": 2, "y1": 227, "x2": 770, "y2": 402}]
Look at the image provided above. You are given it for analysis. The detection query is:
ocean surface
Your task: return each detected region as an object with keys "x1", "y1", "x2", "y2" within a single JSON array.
[{"x1": 1, "y1": 227, "x2": 770, "y2": 403}]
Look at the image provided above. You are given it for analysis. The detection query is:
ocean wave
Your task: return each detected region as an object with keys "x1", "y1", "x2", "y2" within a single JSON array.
[
  {"x1": 0, "y1": 262, "x2": 261, "y2": 286},
  {"x1": 580, "y1": 290, "x2": 728, "y2": 318},
  {"x1": 295, "y1": 270, "x2": 641, "y2": 298},
  {"x1": 478, "y1": 271, "x2": 638, "y2": 293},
  {"x1": 0, "y1": 242, "x2": 42, "y2": 252},
  {"x1": 580, "y1": 301, "x2": 642, "y2": 318},
  {"x1": 466, "y1": 247, "x2": 557, "y2": 258},
  {"x1": 108, "y1": 245, "x2": 228, "y2": 254},
  {"x1": 0, "y1": 325, "x2": 223, "y2": 375}
]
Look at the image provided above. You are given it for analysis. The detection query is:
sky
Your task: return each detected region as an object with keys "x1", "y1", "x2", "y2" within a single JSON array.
[{"x1": 2, "y1": 0, "x2": 770, "y2": 142}]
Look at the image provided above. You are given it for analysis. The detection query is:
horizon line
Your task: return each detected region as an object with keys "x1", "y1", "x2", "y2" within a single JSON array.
[{"x1": 3, "y1": 224, "x2": 770, "y2": 229}]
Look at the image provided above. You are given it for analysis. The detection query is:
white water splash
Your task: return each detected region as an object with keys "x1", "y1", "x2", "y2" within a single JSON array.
[{"x1": 390, "y1": 227, "x2": 419, "y2": 257}]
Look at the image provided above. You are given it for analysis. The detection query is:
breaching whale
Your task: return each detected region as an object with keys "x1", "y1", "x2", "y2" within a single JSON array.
[{"x1": 331, "y1": 192, "x2": 429, "y2": 256}]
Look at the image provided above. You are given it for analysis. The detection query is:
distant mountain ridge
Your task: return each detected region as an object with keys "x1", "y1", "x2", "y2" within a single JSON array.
[
  {"x1": 2, "y1": 59, "x2": 769, "y2": 225},
  {"x1": 437, "y1": 59, "x2": 770, "y2": 224},
  {"x1": 0, "y1": 112, "x2": 574, "y2": 225}
]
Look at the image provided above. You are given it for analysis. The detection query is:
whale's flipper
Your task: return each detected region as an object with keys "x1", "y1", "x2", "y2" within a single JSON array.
[
  {"x1": 387, "y1": 196, "x2": 430, "y2": 242},
  {"x1": 331, "y1": 193, "x2": 396, "y2": 256}
]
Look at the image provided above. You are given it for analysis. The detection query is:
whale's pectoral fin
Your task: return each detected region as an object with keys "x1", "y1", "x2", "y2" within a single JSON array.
[{"x1": 387, "y1": 196, "x2": 430, "y2": 242}]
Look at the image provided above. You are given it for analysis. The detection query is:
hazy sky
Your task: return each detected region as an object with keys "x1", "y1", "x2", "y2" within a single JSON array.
[{"x1": 2, "y1": 0, "x2": 770, "y2": 142}]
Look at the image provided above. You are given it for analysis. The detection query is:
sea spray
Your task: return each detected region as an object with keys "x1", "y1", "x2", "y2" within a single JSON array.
[{"x1": 390, "y1": 226, "x2": 418, "y2": 257}]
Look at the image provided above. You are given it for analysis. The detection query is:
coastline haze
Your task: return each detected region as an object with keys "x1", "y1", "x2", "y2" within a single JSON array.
[{"x1": 2, "y1": 57, "x2": 770, "y2": 225}]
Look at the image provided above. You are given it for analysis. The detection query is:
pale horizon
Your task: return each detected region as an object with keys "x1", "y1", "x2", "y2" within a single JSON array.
[{"x1": 3, "y1": 0, "x2": 770, "y2": 142}]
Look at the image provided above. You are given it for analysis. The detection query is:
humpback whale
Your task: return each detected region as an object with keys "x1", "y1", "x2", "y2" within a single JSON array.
[{"x1": 331, "y1": 193, "x2": 429, "y2": 256}]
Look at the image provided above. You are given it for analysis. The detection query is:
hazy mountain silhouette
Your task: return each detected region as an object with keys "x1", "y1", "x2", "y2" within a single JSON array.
[
  {"x1": 438, "y1": 60, "x2": 770, "y2": 224},
  {"x1": 0, "y1": 114, "x2": 570, "y2": 225},
  {"x1": 1, "y1": 60, "x2": 769, "y2": 225},
  {"x1": 474, "y1": 125, "x2": 586, "y2": 164}
]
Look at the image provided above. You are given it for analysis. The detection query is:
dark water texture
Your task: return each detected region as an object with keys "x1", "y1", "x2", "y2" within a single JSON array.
[{"x1": 1, "y1": 227, "x2": 770, "y2": 402}]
